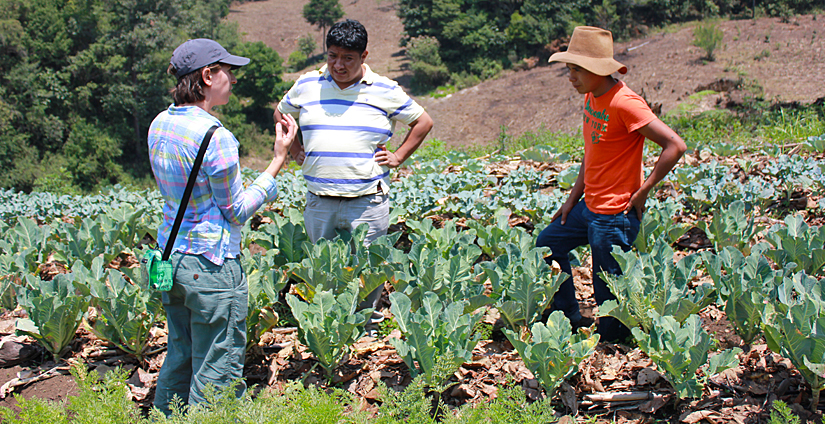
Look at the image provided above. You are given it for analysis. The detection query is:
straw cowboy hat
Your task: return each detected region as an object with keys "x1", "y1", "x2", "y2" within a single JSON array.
[{"x1": 549, "y1": 26, "x2": 627, "y2": 76}]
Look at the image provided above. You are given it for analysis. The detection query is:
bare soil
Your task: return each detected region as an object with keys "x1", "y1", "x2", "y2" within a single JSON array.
[
  {"x1": 229, "y1": 2, "x2": 825, "y2": 149},
  {"x1": 1, "y1": 3, "x2": 824, "y2": 423}
]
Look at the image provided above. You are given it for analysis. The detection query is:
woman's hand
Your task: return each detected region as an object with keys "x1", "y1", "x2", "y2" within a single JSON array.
[
  {"x1": 274, "y1": 114, "x2": 297, "y2": 159},
  {"x1": 265, "y1": 114, "x2": 297, "y2": 178}
]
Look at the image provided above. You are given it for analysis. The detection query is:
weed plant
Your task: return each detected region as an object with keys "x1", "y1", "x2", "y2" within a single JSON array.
[
  {"x1": 664, "y1": 102, "x2": 825, "y2": 152},
  {"x1": 150, "y1": 381, "x2": 369, "y2": 424},
  {"x1": 769, "y1": 400, "x2": 800, "y2": 424},
  {"x1": 1, "y1": 364, "x2": 564, "y2": 424},
  {"x1": 0, "y1": 365, "x2": 141, "y2": 424},
  {"x1": 376, "y1": 374, "x2": 559, "y2": 424},
  {"x1": 757, "y1": 107, "x2": 825, "y2": 144},
  {"x1": 409, "y1": 125, "x2": 581, "y2": 164},
  {"x1": 693, "y1": 21, "x2": 724, "y2": 61}
]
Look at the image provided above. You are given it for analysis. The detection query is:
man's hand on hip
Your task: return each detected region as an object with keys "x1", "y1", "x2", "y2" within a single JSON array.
[{"x1": 375, "y1": 146, "x2": 402, "y2": 168}]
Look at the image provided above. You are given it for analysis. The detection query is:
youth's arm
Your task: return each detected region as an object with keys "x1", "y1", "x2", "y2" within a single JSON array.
[
  {"x1": 375, "y1": 111, "x2": 434, "y2": 168},
  {"x1": 626, "y1": 118, "x2": 687, "y2": 219}
]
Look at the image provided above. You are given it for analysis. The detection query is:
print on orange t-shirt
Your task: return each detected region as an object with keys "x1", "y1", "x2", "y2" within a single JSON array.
[{"x1": 582, "y1": 81, "x2": 656, "y2": 215}]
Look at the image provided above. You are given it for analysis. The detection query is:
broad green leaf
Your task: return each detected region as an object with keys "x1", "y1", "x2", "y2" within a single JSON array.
[
  {"x1": 503, "y1": 311, "x2": 598, "y2": 396},
  {"x1": 389, "y1": 291, "x2": 480, "y2": 384},
  {"x1": 286, "y1": 281, "x2": 371, "y2": 379},
  {"x1": 16, "y1": 273, "x2": 89, "y2": 360},
  {"x1": 633, "y1": 311, "x2": 741, "y2": 399}
]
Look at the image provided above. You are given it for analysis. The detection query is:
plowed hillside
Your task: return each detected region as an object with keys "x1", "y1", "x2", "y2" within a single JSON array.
[{"x1": 229, "y1": 1, "x2": 825, "y2": 148}]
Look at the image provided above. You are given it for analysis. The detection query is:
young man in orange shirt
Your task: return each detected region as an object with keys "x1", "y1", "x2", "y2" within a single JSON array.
[{"x1": 538, "y1": 26, "x2": 687, "y2": 342}]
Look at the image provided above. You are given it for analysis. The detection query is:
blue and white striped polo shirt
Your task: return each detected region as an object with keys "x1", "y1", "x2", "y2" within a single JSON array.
[{"x1": 277, "y1": 64, "x2": 425, "y2": 197}]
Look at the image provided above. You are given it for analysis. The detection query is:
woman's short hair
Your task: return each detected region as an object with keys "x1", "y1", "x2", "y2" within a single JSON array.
[{"x1": 167, "y1": 63, "x2": 221, "y2": 106}]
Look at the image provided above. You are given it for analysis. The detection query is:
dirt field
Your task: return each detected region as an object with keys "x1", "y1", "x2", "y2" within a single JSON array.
[
  {"x1": 229, "y1": 1, "x2": 825, "y2": 149},
  {"x1": 1, "y1": 2, "x2": 824, "y2": 421}
]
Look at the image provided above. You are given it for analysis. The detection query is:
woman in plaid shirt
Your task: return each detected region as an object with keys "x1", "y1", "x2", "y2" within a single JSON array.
[{"x1": 148, "y1": 38, "x2": 296, "y2": 416}]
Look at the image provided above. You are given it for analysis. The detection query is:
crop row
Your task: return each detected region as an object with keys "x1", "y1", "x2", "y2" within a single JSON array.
[
  {"x1": 4, "y1": 148, "x2": 823, "y2": 225},
  {"x1": 1, "y1": 198, "x2": 824, "y2": 407},
  {"x1": 1, "y1": 148, "x2": 824, "y2": 408}
]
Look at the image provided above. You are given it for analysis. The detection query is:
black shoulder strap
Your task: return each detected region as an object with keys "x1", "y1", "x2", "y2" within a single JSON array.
[{"x1": 163, "y1": 125, "x2": 220, "y2": 260}]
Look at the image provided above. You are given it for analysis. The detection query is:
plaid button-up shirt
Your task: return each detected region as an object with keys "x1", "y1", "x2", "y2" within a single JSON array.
[{"x1": 148, "y1": 105, "x2": 278, "y2": 266}]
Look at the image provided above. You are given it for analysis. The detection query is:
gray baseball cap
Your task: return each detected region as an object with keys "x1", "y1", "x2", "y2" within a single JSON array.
[{"x1": 170, "y1": 39, "x2": 250, "y2": 79}]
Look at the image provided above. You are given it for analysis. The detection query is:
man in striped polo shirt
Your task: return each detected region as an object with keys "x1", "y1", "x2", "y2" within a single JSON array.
[{"x1": 274, "y1": 19, "x2": 433, "y2": 328}]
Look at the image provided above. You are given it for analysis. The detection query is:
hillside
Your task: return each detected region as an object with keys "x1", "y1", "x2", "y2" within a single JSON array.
[{"x1": 229, "y1": 1, "x2": 825, "y2": 148}]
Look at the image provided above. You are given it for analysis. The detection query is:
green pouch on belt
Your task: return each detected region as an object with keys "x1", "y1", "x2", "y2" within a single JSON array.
[{"x1": 141, "y1": 249, "x2": 174, "y2": 292}]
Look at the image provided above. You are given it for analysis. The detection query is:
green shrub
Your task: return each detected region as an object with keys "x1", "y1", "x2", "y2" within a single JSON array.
[
  {"x1": 469, "y1": 57, "x2": 503, "y2": 81},
  {"x1": 32, "y1": 166, "x2": 81, "y2": 196},
  {"x1": 63, "y1": 118, "x2": 125, "y2": 192},
  {"x1": 411, "y1": 138, "x2": 450, "y2": 162},
  {"x1": 287, "y1": 50, "x2": 308, "y2": 72},
  {"x1": 298, "y1": 34, "x2": 316, "y2": 58},
  {"x1": 450, "y1": 72, "x2": 481, "y2": 90},
  {"x1": 407, "y1": 36, "x2": 450, "y2": 91},
  {"x1": 693, "y1": 22, "x2": 724, "y2": 61},
  {"x1": 232, "y1": 41, "x2": 287, "y2": 111}
]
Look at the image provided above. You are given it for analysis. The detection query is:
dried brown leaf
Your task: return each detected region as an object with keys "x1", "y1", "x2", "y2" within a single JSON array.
[
  {"x1": 636, "y1": 367, "x2": 661, "y2": 386},
  {"x1": 681, "y1": 410, "x2": 720, "y2": 423},
  {"x1": 559, "y1": 381, "x2": 577, "y2": 412}
]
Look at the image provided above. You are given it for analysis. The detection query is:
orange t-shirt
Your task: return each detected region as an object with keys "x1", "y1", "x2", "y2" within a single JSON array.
[{"x1": 582, "y1": 81, "x2": 656, "y2": 214}]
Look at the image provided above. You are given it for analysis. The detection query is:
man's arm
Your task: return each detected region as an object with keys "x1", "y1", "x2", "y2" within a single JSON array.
[
  {"x1": 375, "y1": 111, "x2": 434, "y2": 168},
  {"x1": 273, "y1": 109, "x2": 305, "y2": 164},
  {"x1": 626, "y1": 118, "x2": 687, "y2": 219},
  {"x1": 552, "y1": 162, "x2": 585, "y2": 225}
]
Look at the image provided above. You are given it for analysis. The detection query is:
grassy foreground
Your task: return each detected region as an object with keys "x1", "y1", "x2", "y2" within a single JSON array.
[{"x1": 1, "y1": 364, "x2": 559, "y2": 424}]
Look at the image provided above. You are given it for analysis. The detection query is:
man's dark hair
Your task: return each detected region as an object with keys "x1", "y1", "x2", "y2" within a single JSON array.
[{"x1": 326, "y1": 19, "x2": 368, "y2": 53}]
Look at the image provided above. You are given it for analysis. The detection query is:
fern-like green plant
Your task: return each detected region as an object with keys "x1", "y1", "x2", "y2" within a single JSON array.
[{"x1": 769, "y1": 400, "x2": 800, "y2": 424}]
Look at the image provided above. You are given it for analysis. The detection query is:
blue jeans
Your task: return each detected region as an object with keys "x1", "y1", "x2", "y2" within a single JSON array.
[
  {"x1": 154, "y1": 253, "x2": 248, "y2": 416},
  {"x1": 536, "y1": 200, "x2": 640, "y2": 341}
]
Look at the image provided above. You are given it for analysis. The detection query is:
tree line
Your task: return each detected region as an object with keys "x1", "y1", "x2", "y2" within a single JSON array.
[
  {"x1": 0, "y1": 0, "x2": 287, "y2": 193},
  {"x1": 2, "y1": 0, "x2": 822, "y2": 193}
]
